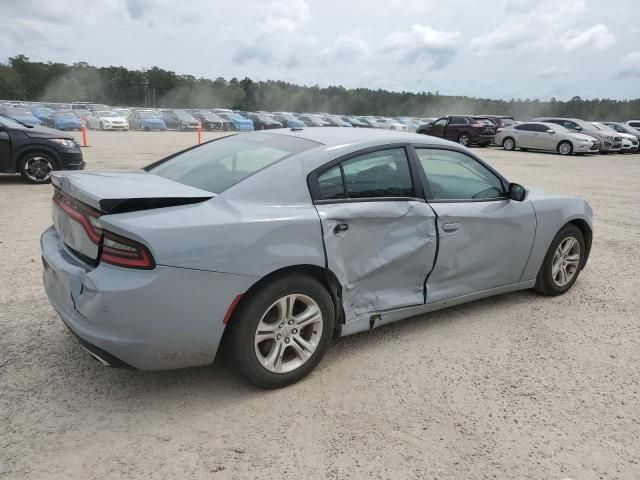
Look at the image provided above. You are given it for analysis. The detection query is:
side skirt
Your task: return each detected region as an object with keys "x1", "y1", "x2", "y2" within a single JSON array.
[{"x1": 339, "y1": 280, "x2": 536, "y2": 337}]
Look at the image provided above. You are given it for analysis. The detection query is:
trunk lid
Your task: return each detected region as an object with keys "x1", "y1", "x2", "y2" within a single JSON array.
[{"x1": 51, "y1": 170, "x2": 214, "y2": 261}]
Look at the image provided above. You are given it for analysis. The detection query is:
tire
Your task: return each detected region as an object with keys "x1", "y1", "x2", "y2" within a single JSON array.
[
  {"x1": 458, "y1": 133, "x2": 471, "y2": 146},
  {"x1": 557, "y1": 140, "x2": 573, "y2": 156},
  {"x1": 19, "y1": 151, "x2": 57, "y2": 184},
  {"x1": 226, "y1": 274, "x2": 335, "y2": 389},
  {"x1": 502, "y1": 137, "x2": 516, "y2": 151},
  {"x1": 534, "y1": 224, "x2": 585, "y2": 296}
]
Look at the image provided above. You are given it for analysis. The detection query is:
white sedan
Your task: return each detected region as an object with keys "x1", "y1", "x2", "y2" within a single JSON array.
[{"x1": 86, "y1": 111, "x2": 129, "y2": 130}]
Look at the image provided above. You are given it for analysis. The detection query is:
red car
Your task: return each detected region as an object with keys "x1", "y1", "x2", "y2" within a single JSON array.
[{"x1": 416, "y1": 115, "x2": 496, "y2": 147}]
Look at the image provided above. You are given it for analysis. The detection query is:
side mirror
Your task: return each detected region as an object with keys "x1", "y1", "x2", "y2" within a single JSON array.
[
  {"x1": 508, "y1": 183, "x2": 527, "y2": 202},
  {"x1": 547, "y1": 129, "x2": 555, "y2": 134},
  {"x1": 574, "y1": 126, "x2": 582, "y2": 131}
]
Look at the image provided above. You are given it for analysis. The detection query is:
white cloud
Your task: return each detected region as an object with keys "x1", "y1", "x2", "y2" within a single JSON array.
[
  {"x1": 617, "y1": 52, "x2": 640, "y2": 78},
  {"x1": 383, "y1": 25, "x2": 462, "y2": 69},
  {"x1": 321, "y1": 33, "x2": 370, "y2": 63},
  {"x1": 471, "y1": 0, "x2": 588, "y2": 54},
  {"x1": 538, "y1": 65, "x2": 572, "y2": 79},
  {"x1": 561, "y1": 24, "x2": 616, "y2": 51},
  {"x1": 260, "y1": 0, "x2": 310, "y2": 34}
]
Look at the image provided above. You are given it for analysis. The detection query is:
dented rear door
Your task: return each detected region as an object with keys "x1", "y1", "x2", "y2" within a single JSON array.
[{"x1": 310, "y1": 146, "x2": 438, "y2": 323}]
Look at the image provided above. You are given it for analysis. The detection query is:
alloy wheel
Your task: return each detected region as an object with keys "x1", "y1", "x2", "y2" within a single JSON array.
[
  {"x1": 459, "y1": 134, "x2": 470, "y2": 146},
  {"x1": 551, "y1": 236, "x2": 580, "y2": 287},
  {"x1": 254, "y1": 294, "x2": 323, "y2": 374},
  {"x1": 24, "y1": 156, "x2": 54, "y2": 182}
]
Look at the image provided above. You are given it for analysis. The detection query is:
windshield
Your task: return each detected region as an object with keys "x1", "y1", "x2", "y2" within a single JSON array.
[
  {"x1": 98, "y1": 111, "x2": 119, "y2": 117},
  {"x1": 54, "y1": 112, "x2": 75, "y2": 118},
  {"x1": 138, "y1": 111, "x2": 157, "y2": 118},
  {"x1": 175, "y1": 111, "x2": 195, "y2": 121},
  {"x1": 226, "y1": 113, "x2": 245, "y2": 121},
  {"x1": 0, "y1": 115, "x2": 28, "y2": 128},
  {"x1": 147, "y1": 134, "x2": 320, "y2": 193}
]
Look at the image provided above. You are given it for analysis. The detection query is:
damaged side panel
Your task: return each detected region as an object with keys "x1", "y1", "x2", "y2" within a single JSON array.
[{"x1": 315, "y1": 200, "x2": 438, "y2": 322}]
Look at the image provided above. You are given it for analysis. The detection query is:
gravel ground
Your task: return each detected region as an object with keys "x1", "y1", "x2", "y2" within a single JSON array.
[{"x1": 1, "y1": 130, "x2": 639, "y2": 480}]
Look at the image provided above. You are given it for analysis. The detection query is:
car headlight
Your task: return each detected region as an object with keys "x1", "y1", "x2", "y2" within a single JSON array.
[{"x1": 50, "y1": 138, "x2": 77, "y2": 148}]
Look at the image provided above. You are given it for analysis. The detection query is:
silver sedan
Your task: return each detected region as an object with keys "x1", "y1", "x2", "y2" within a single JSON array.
[
  {"x1": 496, "y1": 121, "x2": 599, "y2": 155},
  {"x1": 41, "y1": 128, "x2": 593, "y2": 388}
]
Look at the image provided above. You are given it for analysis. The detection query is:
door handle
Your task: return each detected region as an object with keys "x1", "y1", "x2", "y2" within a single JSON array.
[
  {"x1": 442, "y1": 222, "x2": 459, "y2": 232},
  {"x1": 333, "y1": 223, "x2": 349, "y2": 234}
]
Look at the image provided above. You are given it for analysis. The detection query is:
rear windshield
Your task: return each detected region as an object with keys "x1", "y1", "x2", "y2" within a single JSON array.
[{"x1": 147, "y1": 133, "x2": 320, "y2": 193}]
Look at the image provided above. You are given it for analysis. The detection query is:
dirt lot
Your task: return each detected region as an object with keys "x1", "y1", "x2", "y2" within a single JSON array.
[{"x1": 1, "y1": 130, "x2": 639, "y2": 479}]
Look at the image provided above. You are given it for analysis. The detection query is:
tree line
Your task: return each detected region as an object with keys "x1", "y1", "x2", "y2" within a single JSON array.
[{"x1": 1, "y1": 55, "x2": 638, "y2": 120}]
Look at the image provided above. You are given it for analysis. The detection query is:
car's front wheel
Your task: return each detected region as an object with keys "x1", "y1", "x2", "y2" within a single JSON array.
[
  {"x1": 534, "y1": 224, "x2": 585, "y2": 296},
  {"x1": 226, "y1": 275, "x2": 335, "y2": 389},
  {"x1": 19, "y1": 152, "x2": 57, "y2": 184},
  {"x1": 458, "y1": 133, "x2": 470, "y2": 146}
]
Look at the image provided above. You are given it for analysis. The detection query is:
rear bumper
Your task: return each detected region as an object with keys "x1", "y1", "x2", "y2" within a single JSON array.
[
  {"x1": 41, "y1": 226, "x2": 259, "y2": 370},
  {"x1": 470, "y1": 133, "x2": 495, "y2": 145}
]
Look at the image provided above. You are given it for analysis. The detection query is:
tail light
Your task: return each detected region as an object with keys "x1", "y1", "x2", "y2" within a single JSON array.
[
  {"x1": 100, "y1": 231, "x2": 155, "y2": 269},
  {"x1": 53, "y1": 190, "x2": 102, "y2": 244}
]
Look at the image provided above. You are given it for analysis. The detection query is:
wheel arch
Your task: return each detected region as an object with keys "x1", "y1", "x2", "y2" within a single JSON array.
[
  {"x1": 16, "y1": 145, "x2": 61, "y2": 168},
  {"x1": 224, "y1": 264, "x2": 345, "y2": 337},
  {"x1": 568, "y1": 218, "x2": 592, "y2": 266}
]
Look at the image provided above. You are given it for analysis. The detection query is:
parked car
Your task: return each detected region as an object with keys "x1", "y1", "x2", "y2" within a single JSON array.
[
  {"x1": 31, "y1": 107, "x2": 54, "y2": 123},
  {"x1": 162, "y1": 110, "x2": 200, "y2": 131},
  {"x1": 191, "y1": 111, "x2": 230, "y2": 131},
  {"x1": 128, "y1": 110, "x2": 167, "y2": 131},
  {"x1": 321, "y1": 115, "x2": 352, "y2": 127},
  {"x1": 297, "y1": 114, "x2": 331, "y2": 127},
  {"x1": 535, "y1": 117, "x2": 621, "y2": 154},
  {"x1": 46, "y1": 111, "x2": 82, "y2": 131},
  {"x1": 602, "y1": 122, "x2": 640, "y2": 147},
  {"x1": 480, "y1": 115, "x2": 515, "y2": 133},
  {"x1": 496, "y1": 122, "x2": 600, "y2": 155},
  {"x1": 0, "y1": 114, "x2": 84, "y2": 184},
  {"x1": 417, "y1": 115, "x2": 495, "y2": 147},
  {"x1": 358, "y1": 116, "x2": 380, "y2": 128},
  {"x1": 0, "y1": 106, "x2": 42, "y2": 126},
  {"x1": 86, "y1": 111, "x2": 129, "y2": 130},
  {"x1": 625, "y1": 120, "x2": 640, "y2": 131},
  {"x1": 247, "y1": 112, "x2": 283, "y2": 130},
  {"x1": 41, "y1": 128, "x2": 592, "y2": 388},
  {"x1": 592, "y1": 122, "x2": 638, "y2": 153},
  {"x1": 217, "y1": 112, "x2": 254, "y2": 131},
  {"x1": 70, "y1": 109, "x2": 91, "y2": 125},
  {"x1": 340, "y1": 115, "x2": 368, "y2": 127},
  {"x1": 374, "y1": 117, "x2": 409, "y2": 131},
  {"x1": 393, "y1": 117, "x2": 421, "y2": 132},
  {"x1": 112, "y1": 108, "x2": 132, "y2": 118},
  {"x1": 273, "y1": 112, "x2": 307, "y2": 128},
  {"x1": 87, "y1": 104, "x2": 111, "y2": 113}
]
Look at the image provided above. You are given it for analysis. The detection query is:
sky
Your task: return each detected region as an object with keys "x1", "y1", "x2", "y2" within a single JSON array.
[{"x1": 1, "y1": 0, "x2": 639, "y2": 100}]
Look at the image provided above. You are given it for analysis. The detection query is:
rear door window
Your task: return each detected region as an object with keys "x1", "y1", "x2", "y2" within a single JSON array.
[{"x1": 313, "y1": 148, "x2": 415, "y2": 201}]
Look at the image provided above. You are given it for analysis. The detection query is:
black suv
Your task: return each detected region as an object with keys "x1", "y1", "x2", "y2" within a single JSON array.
[{"x1": 0, "y1": 114, "x2": 84, "y2": 184}]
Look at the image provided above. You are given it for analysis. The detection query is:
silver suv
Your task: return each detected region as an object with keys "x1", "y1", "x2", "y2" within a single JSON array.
[{"x1": 535, "y1": 117, "x2": 621, "y2": 153}]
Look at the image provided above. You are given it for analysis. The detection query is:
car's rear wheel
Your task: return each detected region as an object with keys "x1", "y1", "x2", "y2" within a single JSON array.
[
  {"x1": 19, "y1": 152, "x2": 57, "y2": 184},
  {"x1": 557, "y1": 141, "x2": 573, "y2": 156},
  {"x1": 458, "y1": 133, "x2": 470, "y2": 146},
  {"x1": 226, "y1": 275, "x2": 335, "y2": 389},
  {"x1": 502, "y1": 137, "x2": 515, "y2": 151},
  {"x1": 534, "y1": 224, "x2": 585, "y2": 296}
]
